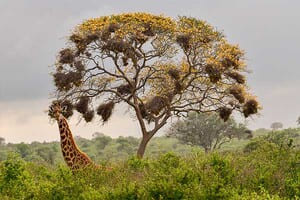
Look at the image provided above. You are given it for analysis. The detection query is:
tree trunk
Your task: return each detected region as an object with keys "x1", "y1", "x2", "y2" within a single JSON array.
[{"x1": 137, "y1": 135, "x2": 151, "y2": 158}]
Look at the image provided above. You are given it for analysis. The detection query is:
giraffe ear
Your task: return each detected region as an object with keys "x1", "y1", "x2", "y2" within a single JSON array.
[{"x1": 62, "y1": 105, "x2": 68, "y2": 113}]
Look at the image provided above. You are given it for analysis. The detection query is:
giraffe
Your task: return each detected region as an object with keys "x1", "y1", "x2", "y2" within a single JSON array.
[{"x1": 49, "y1": 103, "x2": 95, "y2": 171}]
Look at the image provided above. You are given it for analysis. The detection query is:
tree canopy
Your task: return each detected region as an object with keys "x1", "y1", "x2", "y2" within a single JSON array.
[
  {"x1": 0, "y1": 137, "x2": 5, "y2": 146},
  {"x1": 167, "y1": 112, "x2": 251, "y2": 152},
  {"x1": 270, "y1": 122, "x2": 283, "y2": 130},
  {"x1": 50, "y1": 13, "x2": 260, "y2": 157}
]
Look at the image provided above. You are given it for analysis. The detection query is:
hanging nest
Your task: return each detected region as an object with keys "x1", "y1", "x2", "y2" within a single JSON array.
[
  {"x1": 58, "y1": 48, "x2": 74, "y2": 64},
  {"x1": 142, "y1": 23, "x2": 155, "y2": 36},
  {"x1": 74, "y1": 60, "x2": 85, "y2": 72},
  {"x1": 56, "y1": 64, "x2": 63, "y2": 72},
  {"x1": 229, "y1": 85, "x2": 246, "y2": 104},
  {"x1": 142, "y1": 28, "x2": 154, "y2": 37},
  {"x1": 134, "y1": 32, "x2": 148, "y2": 43},
  {"x1": 103, "y1": 39, "x2": 130, "y2": 53},
  {"x1": 205, "y1": 64, "x2": 221, "y2": 83},
  {"x1": 76, "y1": 43, "x2": 88, "y2": 55},
  {"x1": 227, "y1": 72, "x2": 245, "y2": 84},
  {"x1": 103, "y1": 39, "x2": 118, "y2": 52},
  {"x1": 83, "y1": 110, "x2": 94, "y2": 122},
  {"x1": 67, "y1": 71, "x2": 82, "y2": 86},
  {"x1": 108, "y1": 23, "x2": 120, "y2": 33},
  {"x1": 75, "y1": 96, "x2": 89, "y2": 114},
  {"x1": 138, "y1": 103, "x2": 148, "y2": 119},
  {"x1": 70, "y1": 34, "x2": 84, "y2": 44},
  {"x1": 53, "y1": 72, "x2": 72, "y2": 91},
  {"x1": 69, "y1": 34, "x2": 89, "y2": 54},
  {"x1": 174, "y1": 81, "x2": 183, "y2": 94},
  {"x1": 176, "y1": 34, "x2": 191, "y2": 51},
  {"x1": 138, "y1": 103, "x2": 154, "y2": 123},
  {"x1": 96, "y1": 101, "x2": 115, "y2": 122},
  {"x1": 219, "y1": 107, "x2": 232, "y2": 121},
  {"x1": 124, "y1": 47, "x2": 140, "y2": 61},
  {"x1": 166, "y1": 92, "x2": 175, "y2": 102},
  {"x1": 222, "y1": 58, "x2": 238, "y2": 69},
  {"x1": 53, "y1": 71, "x2": 83, "y2": 91},
  {"x1": 117, "y1": 84, "x2": 132, "y2": 95},
  {"x1": 85, "y1": 33, "x2": 99, "y2": 43},
  {"x1": 122, "y1": 56, "x2": 128, "y2": 66},
  {"x1": 145, "y1": 96, "x2": 168, "y2": 115},
  {"x1": 168, "y1": 69, "x2": 180, "y2": 80},
  {"x1": 100, "y1": 29, "x2": 111, "y2": 41},
  {"x1": 243, "y1": 99, "x2": 259, "y2": 117}
]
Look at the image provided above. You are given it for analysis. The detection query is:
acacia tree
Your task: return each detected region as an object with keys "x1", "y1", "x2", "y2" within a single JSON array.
[
  {"x1": 270, "y1": 122, "x2": 283, "y2": 130},
  {"x1": 50, "y1": 13, "x2": 259, "y2": 158},
  {"x1": 167, "y1": 112, "x2": 251, "y2": 152}
]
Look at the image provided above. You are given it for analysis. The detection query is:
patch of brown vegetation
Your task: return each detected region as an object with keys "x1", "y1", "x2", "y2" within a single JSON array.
[
  {"x1": 145, "y1": 96, "x2": 168, "y2": 115},
  {"x1": 227, "y1": 72, "x2": 245, "y2": 84},
  {"x1": 219, "y1": 107, "x2": 232, "y2": 121},
  {"x1": 168, "y1": 69, "x2": 180, "y2": 80},
  {"x1": 205, "y1": 64, "x2": 221, "y2": 83},
  {"x1": 229, "y1": 85, "x2": 246, "y2": 104},
  {"x1": 176, "y1": 34, "x2": 191, "y2": 51},
  {"x1": 243, "y1": 99, "x2": 259, "y2": 117},
  {"x1": 83, "y1": 110, "x2": 94, "y2": 122},
  {"x1": 59, "y1": 48, "x2": 74, "y2": 64},
  {"x1": 117, "y1": 84, "x2": 132, "y2": 95},
  {"x1": 96, "y1": 101, "x2": 115, "y2": 122},
  {"x1": 75, "y1": 96, "x2": 89, "y2": 114}
]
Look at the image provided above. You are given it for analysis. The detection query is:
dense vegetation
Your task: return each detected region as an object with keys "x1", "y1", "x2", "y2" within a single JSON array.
[
  {"x1": 0, "y1": 128, "x2": 299, "y2": 199},
  {"x1": 0, "y1": 134, "x2": 193, "y2": 164}
]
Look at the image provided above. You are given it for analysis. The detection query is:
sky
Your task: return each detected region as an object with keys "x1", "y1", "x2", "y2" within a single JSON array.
[{"x1": 0, "y1": 0, "x2": 300, "y2": 143}]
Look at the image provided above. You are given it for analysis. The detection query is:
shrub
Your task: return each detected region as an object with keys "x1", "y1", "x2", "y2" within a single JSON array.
[{"x1": 0, "y1": 148, "x2": 298, "y2": 199}]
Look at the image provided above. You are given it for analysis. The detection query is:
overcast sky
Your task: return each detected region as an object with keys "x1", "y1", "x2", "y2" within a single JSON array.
[{"x1": 1, "y1": 0, "x2": 300, "y2": 143}]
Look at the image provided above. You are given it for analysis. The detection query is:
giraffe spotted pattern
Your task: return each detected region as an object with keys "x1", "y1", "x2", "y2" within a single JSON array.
[
  {"x1": 49, "y1": 104, "x2": 96, "y2": 171},
  {"x1": 58, "y1": 118, "x2": 93, "y2": 171}
]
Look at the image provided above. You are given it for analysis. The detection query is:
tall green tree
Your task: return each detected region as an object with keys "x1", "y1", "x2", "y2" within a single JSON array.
[
  {"x1": 36, "y1": 146, "x2": 57, "y2": 165},
  {"x1": 270, "y1": 122, "x2": 283, "y2": 130},
  {"x1": 15, "y1": 143, "x2": 31, "y2": 158},
  {"x1": 0, "y1": 137, "x2": 5, "y2": 146},
  {"x1": 92, "y1": 132, "x2": 112, "y2": 150},
  {"x1": 50, "y1": 13, "x2": 259, "y2": 158},
  {"x1": 167, "y1": 112, "x2": 251, "y2": 152}
]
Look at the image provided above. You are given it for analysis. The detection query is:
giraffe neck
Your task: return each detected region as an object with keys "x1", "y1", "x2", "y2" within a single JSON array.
[
  {"x1": 56, "y1": 114, "x2": 93, "y2": 170},
  {"x1": 57, "y1": 116, "x2": 80, "y2": 161}
]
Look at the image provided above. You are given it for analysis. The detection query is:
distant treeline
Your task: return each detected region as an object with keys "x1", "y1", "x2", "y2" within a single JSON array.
[{"x1": 0, "y1": 128, "x2": 299, "y2": 165}]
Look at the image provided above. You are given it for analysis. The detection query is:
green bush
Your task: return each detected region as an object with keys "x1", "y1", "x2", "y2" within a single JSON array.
[{"x1": 0, "y1": 146, "x2": 299, "y2": 199}]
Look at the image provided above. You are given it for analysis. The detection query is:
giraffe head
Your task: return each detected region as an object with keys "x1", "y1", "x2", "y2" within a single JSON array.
[{"x1": 49, "y1": 103, "x2": 67, "y2": 121}]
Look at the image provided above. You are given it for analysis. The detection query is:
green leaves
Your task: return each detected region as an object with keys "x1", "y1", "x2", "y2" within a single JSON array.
[{"x1": 0, "y1": 147, "x2": 299, "y2": 199}]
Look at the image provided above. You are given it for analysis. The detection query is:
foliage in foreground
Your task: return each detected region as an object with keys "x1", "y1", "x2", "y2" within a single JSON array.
[{"x1": 0, "y1": 140, "x2": 299, "y2": 200}]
